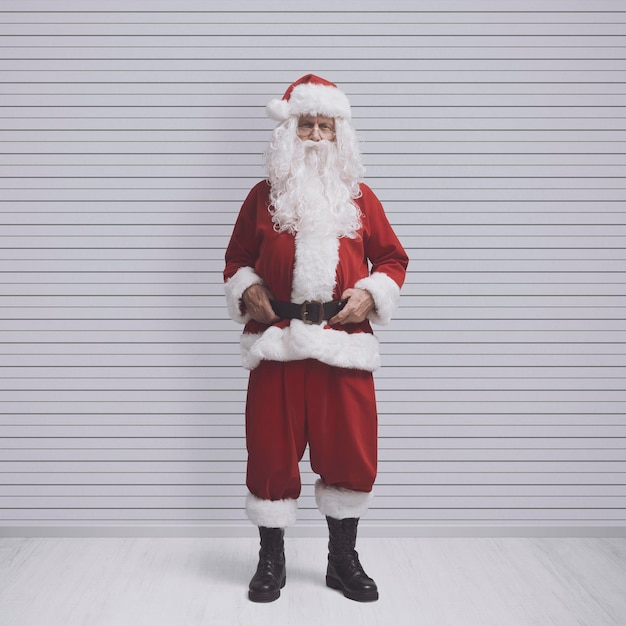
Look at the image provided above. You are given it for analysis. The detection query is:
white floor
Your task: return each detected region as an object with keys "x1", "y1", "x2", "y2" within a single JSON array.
[{"x1": 1, "y1": 536, "x2": 626, "y2": 626}]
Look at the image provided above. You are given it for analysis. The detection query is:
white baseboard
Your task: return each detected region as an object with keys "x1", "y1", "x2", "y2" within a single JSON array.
[{"x1": 1, "y1": 522, "x2": 626, "y2": 538}]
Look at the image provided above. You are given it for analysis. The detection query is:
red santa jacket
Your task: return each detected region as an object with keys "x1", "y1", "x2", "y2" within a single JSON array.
[{"x1": 224, "y1": 180, "x2": 408, "y2": 371}]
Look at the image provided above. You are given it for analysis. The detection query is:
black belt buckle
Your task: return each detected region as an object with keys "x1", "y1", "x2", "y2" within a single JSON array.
[{"x1": 301, "y1": 300, "x2": 325, "y2": 325}]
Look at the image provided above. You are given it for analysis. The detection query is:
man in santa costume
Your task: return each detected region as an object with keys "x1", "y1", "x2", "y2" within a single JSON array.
[{"x1": 224, "y1": 74, "x2": 408, "y2": 603}]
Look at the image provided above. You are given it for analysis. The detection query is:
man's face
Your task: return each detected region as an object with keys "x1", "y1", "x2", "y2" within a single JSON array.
[{"x1": 296, "y1": 116, "x2": 336, "y2": 142}]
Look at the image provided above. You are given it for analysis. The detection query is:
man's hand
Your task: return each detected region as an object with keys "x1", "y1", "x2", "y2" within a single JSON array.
[
  {"x1": 329, "y1": 288, "x2": 375, "y2": 325},
  {"x1": 242, "y1": 284, "x2": 280, "y2": 325}
]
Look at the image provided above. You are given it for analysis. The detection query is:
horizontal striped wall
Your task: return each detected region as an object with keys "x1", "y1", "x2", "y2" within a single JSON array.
[{"x1": 0, "y1": 0, "x2": 625, "y2": 536}]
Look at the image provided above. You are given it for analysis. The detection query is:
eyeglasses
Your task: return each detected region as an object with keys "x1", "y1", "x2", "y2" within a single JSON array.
[{"x1": 296, "y1": 122, "x2": 336, "y2": 139}]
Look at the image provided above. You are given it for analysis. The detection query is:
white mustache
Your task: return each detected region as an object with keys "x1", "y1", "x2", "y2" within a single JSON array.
[{"x1": 301, "y1": 139, "x2": 333, "y2": 150}]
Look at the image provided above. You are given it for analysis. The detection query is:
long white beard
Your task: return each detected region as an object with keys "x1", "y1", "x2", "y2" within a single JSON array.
[
  {"x1": 267, "y1": 138, "x2": 362, "y2": 239},
  {"x1": 265, "y1": 129, "x2": 364, "y2": 303}
]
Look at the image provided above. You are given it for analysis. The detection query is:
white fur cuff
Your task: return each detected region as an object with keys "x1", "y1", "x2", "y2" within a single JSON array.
[
  {"x1": 315, "y1": 479, "x2": 372, "y2": 520},
  {"x1": 224, "y1": 266, "x2": 265, "y2": 324},
  {"x1": 246, "y1": 492, "x2": 298, "y2": 528},
  {"x1": 355, "y1": 272, "x2": 401, "y2": 325}
]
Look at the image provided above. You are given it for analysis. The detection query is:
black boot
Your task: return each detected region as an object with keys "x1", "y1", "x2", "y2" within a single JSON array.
[
  {"x1": 248, "y1": 526, "x2": 286, "y2": 602},
  {"x1": 325, "y1": 516, "x2": 379, "y2": 602}
]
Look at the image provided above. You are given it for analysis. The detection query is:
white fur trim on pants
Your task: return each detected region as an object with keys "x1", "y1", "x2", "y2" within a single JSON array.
[
  {"x1": 246, "y1": 492, "x2": 298, "y2": 528},
  {"x1": 315, "y1": 479, "x2": 372, "y2": 520}
]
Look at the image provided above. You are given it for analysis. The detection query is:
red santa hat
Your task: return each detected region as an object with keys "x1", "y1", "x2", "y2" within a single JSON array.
[{"x1": 266, "y1": 74, "x2": 352, "y2": 121}]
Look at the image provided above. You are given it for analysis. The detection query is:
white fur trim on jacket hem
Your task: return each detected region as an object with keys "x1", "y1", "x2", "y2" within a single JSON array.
[
  {"x1": 315, "y1": 479, "x2": 372, "y2": 519},
  {"x1": 224, "y1": 266, "x2": 265, "y2": 324},
  {"x1": 246, "y1": 492, "x2": 298, "y2": 528},
  {"x1": 239, "y1": 321, "x2": 380, "y2": 371},
  {"x1": 355, "y1": 272, "x2": 401, "y2": 326}
]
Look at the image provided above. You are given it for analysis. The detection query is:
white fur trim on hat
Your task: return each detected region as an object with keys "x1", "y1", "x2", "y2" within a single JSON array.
[
  {"x1": 239, "y1": 322, "x2": 381, "y2": 371},
  {"x1": 355, "y1": 272, "x2": 401, "y2": 325},
  {"x1": 224, "y1": 266, "x2": 265, "y2": 324},
  {"x1": 266, "y1": 98, "x2": 292, "y2": 121},
  {"x1": 315, "y1": 479, "x2": 372, "y2": 519},
  {"x1": 246, "y1": 492, "x2": 298, "y2": 528},
  {"x1": 267, "y1": 82, "x2": 352, "y2": 121}
]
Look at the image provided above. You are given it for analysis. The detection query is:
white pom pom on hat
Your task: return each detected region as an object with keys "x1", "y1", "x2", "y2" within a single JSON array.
[{"x1": 266, "y1": 74, "x2": 352, "y2": 121}]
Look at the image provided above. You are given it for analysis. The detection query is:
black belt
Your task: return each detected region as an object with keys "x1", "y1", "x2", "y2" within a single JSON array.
[{"x1": 271, "y1": 299, "x2": 347, "y2": 325}]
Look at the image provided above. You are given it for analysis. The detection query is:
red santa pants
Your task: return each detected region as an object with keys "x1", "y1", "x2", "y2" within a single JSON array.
[{"x1": 245, "y1": 358, "x2": 378, "y2": 502}]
